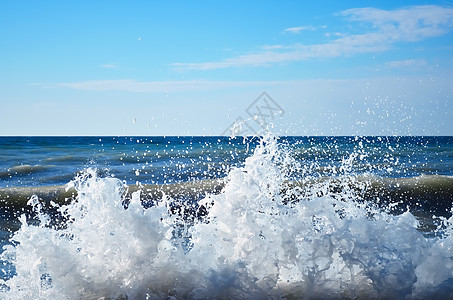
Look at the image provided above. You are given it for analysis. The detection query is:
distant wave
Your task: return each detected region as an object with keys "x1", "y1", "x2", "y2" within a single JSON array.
[
  {"x1": 44, "y1": 155, "x2": 88, "y2": 163},
  {"x1": 1, "y1": 175, "x2": 451, "y2": 213},
  {"x1": 0, "y1": 165, "x2": 54, "y2": 180},
  {"x1": 0, "y1": 179, "x2": 225, "y2": 210}
]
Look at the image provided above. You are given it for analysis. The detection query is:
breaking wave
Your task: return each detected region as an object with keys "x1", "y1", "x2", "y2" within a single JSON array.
[{"x1": 0, "y1": 136, "x2": 452, "y2": 299}]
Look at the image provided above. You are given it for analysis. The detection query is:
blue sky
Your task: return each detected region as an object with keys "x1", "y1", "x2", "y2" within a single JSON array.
[{"x1": 1, "y1": 1, "x2": 452, "y2": 136}]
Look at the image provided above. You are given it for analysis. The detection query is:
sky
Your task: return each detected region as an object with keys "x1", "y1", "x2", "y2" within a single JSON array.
[{"x1": 1, "y1": 1, "x2": 452, "y2": 136}]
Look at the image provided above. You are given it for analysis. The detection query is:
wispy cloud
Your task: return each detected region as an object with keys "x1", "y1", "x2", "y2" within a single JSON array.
[
  {"x1": 172, "y1": 5, "x2": 453, "y2": 70},
  {"x1": 172, "y1": 37, "x2": 389, "y2": 70},
  {"x1": 340, "y1": 5, "x2": 453, "y2": 42},
  {"x1": 385, "y1": 59, "x2": 427, "y2": 68},
  {"x1": 100, "y1": 64, "x2": 118, "y2": 69},
  {"x1": 54, "y1": 79, "x2": 291, "y2": 92},
  {"x1": 284, "y1": 25, "x2": 317, "y2": 34}
]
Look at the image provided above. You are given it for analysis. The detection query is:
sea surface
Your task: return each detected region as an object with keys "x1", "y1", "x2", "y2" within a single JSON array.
[{"x1": 0, "y1": 136, "x2": 452, "y2": 299}]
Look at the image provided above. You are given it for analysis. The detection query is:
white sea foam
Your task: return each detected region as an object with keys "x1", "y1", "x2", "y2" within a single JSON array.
[{"x1": 1, "y1": 136, "x2": 452, "y2": 299}]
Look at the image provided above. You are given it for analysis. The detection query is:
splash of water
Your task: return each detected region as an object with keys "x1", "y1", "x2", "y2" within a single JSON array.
[{"x1": 1, "y1": 136, "x2": 452, "y2": 299}]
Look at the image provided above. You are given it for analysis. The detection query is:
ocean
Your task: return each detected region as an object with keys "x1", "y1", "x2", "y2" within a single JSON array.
[{"x1": 0, "y1": 135, "x2": 452, "y2": 299}]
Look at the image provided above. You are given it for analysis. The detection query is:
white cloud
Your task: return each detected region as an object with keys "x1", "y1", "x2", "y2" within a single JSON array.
[
  {"x1": 100, "y1": 64, "x2": 118, "y2": 69},
  {"x1": 55, "y1": 79, "x2": 291, "y2": 92},
  {"x1": 261, "y1": 44, "x2": 286, "y2": 50},
  {"x1": 172, "y1": 5, "x2": 453, "y2": 70},
  {"x1": 284, "y1": 25, "x2": 316, "y2": 34},
  {"x1": 340, "y1": 5, "x2": 453, "y2": 42},
  {"x1": 385, "y1": 59, "x2": 427, "y2": 68},
  {"x1": 172, "y1": 36, "x2": 390, "y2": 70}
]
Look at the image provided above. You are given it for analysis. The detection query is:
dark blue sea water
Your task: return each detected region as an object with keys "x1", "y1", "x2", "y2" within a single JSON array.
[
  {"x1": 0, "y1": 136, "x2": 452, "y2": 299},
  {"x1": 0, "y1": 136, "x2": 451, "y2": 188}
]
